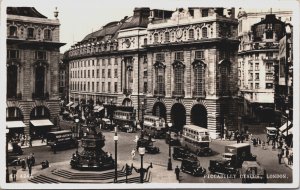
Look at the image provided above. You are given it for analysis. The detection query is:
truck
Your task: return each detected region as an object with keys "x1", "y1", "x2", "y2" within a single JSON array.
[
  {"x1": 208, "y1": 143, "x2": 256, "y2": 176},
  {"x1": 223, "y1": 143, "x2": 257, "y2": 167},
  {"x1": 47, "y1": 130, "x2": 78, "y2": 150}
]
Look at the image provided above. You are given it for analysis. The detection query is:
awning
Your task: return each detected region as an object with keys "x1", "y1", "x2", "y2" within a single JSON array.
[
  {"x1": 279, "y1": 121, "x2": 292, "y2": 132},
  {"x1": 30, "y1": 119, "x2": 54, "y2": 127},
  {"x1": 94, "y1": 105, "x2": 104, "y2": 112},
  {"x1": 6, "y1": 121, "x2": 26, "y2": 128},
  {"x1": 66, "y1": 102, "x2": 73, "y2": 107},
  {"x1": 282, "y1": 126, "x2": 293, "y2": 136},
  {"x1": 71, "y1": 103, "x2": 79, "y2": 108}
]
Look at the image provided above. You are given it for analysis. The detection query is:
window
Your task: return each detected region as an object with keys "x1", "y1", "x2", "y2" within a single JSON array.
[
  {"x1": 165, "y1": 32, "x2": 170, "y2": 42},
  {"x1": 102, "y1": 82, "x2": 105, "y2": 92},
  {"x1": 88, "y1": 82, "x2": 90, "y2": 91},
  {"x1": 255, "y1": 73, "x2": 259, "y2": 80},
  {"x1": 97, "y1": 69, "x2": 99, "y2": 78},
  {"x1": 35, "y1": 66, "x2": 45, "y2": 97},
  {"x1": 102, "y1": 69, "x2": 105, "y2": 78},
  {"x1": 175, "y1": 52, "x2": 184, "y2": 61},
  {"x1": 202, "y1": 9, "x2": 208, "y2": 17},
  {"x1": 108, "y1": 82, "x2": 111, "y2": 92},
  {"x1": 114, "y1": 82, "x2": 118, "y2": 92},
  {"x1": 143, "y1": 55, "x2": 147, "y2": 63},
  {"x1": 255, "y1": 53, "x2": 259, "y2": 59},
  {"x1": 266, "y1": 73, "x2": 273, "y2": 80},
  {"x1": 219, "y1": 61, "x2": 230, "y2": 95},
  {"x1": 9, "y1": 26, "x2": 17, "y2": 37},
  {"x1": 92, "y1": 82, "x2": 94, "y2": 92},
  {"x1": 173, "y1": 61, "x2": 185, "y2": 96},
  {"x1": 250, "y1": 83, "x2": 253, "y2": 89},
  {"x1": 188, "y1": 29, "x2": 194, "y2": 39},
  {"x1": 249, "y1": 73, "x2": 253, "y2": 80},
  {"x1": 144, "y1": 82, "x2": 148, "y2": 93},
  {"x1": 143, "y1": 70, "x2": 148, "y2": 78},
  {"x1": 108, "y1": 69, "x2": 111, "y2": 78},
  {"x1": 7, "y1": 50, "x2": 19, "y2": 59},
  {"x1": 193, "y1": 61, "x2": 206, "y2": 97},
  {"x1": 108, "y1": 58, "x2": 111, "y2": 65},
  {"x1": 114, "y1": 58, "x2": 118, "y2": 65},
  {"x1": 44, "y1": 29, "x2": 51, "y2": 40},
  {"x1": 255, "y1": 63, "x2": 259, "y2": 70},
  {"x1": 156, "y1": 53, "x2": 165, "y2": 61},
  {"x1": 238, "y1": 70, "x2": 241, "y2": 77},
  {"x1": 266, "y1": 29, "x2": 273, "y2": 39},
  {"x1": 266, "y1": 83, "x2": 273, "y2": 89},
  {"x1": 7, "y1": 65, "x2": 18, "y2": 98},
  {"x1": 84, "y1": 70, "x2": 86, "y2": 78},
  {"x1": 266, "y1": 62, "x2": 273, "y2": 71},
  {"x1": 195, "y1": 50, "x2": 204, "y2": 59},
  {"x1": 154, "y1": 33, "x2": 159, "y2": 43},
  {"x1": 255, "y1": 83, "x2": 259, "y2": 89},
  {"x1": 91, "y1": 70, "x2": 94, "y2": 78},
  {"x1": 114, "y1": 69, "x2": 118, "y2": 78},
  {"x1": 154, "y1": 62, "x2": 165, "y2": 95},
  {"x1": 88, "y1": 70, "x2": 90, "y2": 78},
  {"x1": 202, "y1": 27, "x2": 208, "y2": 38},
  {"x1": 144, "y1": 38, "x2": 147, "y2": 45},
  {"x1": 27, "y1": 28, "x2": 34, "y2": 38},
  {"x1": 249, "y1": 63, "x2": 253, "y2": 70},
  {"x1": 35, "y1": 51, "x2": 47, "y2": 60},
  {"x1": 102, "y1": 59, "x2": 106, "y2": 66},
  {"x1": 266, "y1": 52, "x2": 273, "y2": 59}
]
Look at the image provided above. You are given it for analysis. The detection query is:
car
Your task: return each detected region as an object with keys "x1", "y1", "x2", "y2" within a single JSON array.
[
  {"x1": 180, "y1": 157, "x2": 206, "y2": 177},
  {"x1": 241, "y1": 161, "x2": 267, "y2": 183},
  {"x1": 208, "y1": 159, "x2": 240, "y2": 178},
  {"x1": 165, "y1": 132, "x2": 181, "y2": 146},
  {"x1": 136, "y1": 138, "x2": 160, "y2": 154},
  {"x1": 196, "y1": 147, "x2": 213, "y2": 156},
  {"x1": 172, "y1": 146, "x2": 191, "y2": 160}
]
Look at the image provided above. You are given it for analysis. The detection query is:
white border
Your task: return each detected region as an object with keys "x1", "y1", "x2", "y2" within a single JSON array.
[{"x1": 0, "y1": 0, "x2": 299, "y2": 189}]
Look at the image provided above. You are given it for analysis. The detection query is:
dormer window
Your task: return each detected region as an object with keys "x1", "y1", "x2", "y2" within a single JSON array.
[
  {"x1": 188, "y1": 29, "x2": 194, "y2": 39},
  {"x1": 27, "y1": 28, "x2": 34, "y2": 39},
  {"x1": 35, "y1": 51, "x2": 47, "y2": 60},
  {"x1": 202, "y1": 27, "x2": 208, "y2": 38},
  {"x1": 154, "y1": 33, "x2": 159, "y2": 43},
  {"x1": 165, "y1": 32, "x2": 170, "y2": 42},
  {"x1": 9, "y1": 26, "x2": 17, "y2": 37},
  {"x1": 202, "y1": 9, "x2": 208, "y2": 17},
  {"x1": 44, "y1": 29, "x2": 51, "y2": 40}
]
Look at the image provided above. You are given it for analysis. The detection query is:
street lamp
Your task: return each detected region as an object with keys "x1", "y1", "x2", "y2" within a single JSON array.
[
  {"x1": 110, "y1": 98, "x2": 114, "y2": 129},
  {"x1": 140, "y1": 101, "x2": 145, "y2": 138},
  {"x1": 114, "y1": 126, "x2": 118, "y2": 183},
  {"x1": 131, "y1": 147, "x2": 153, "y2": 183},
  {"x1": 167, "y1": 123, "x2": 172, "y2": 170}
]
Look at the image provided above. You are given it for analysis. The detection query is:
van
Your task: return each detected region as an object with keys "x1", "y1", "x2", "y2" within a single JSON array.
[{"x1": 47, "y1": 130, "x2": 78, "y2": 150}]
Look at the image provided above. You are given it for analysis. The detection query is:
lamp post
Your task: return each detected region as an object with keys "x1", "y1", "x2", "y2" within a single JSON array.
[
  {"x1": 114, "y1": 126, "x2": 118, "y2": 183},
  {"x1": 131, "y1": 147, "x2": 153, "y2": 183},
  {"x1": 110, "y1": 99, "x2": 114, "y2": 129},
  {"x1": 285, "y1": 109, "x2": 289, "y2": 138},
  {"x1": 6, "y1": 129, "x2": 9, "y2": 183},
  {"x1": 167, "y1": 123, "x2": 172, "y2": 170},
  {"x1": 141, "y1": 101, "x2": 145, "y2": 138}
]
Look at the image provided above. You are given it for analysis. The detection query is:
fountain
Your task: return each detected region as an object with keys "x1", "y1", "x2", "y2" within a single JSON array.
[{"x1": 70, "y1": 122, "x2": 114, "y2": 170}]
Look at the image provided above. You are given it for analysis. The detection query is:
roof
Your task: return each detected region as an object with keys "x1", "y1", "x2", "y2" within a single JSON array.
[
  {"x1": 144, "y1": 115, "x2": 163, "y2": 120},
  {"x1": 7, "y1": 7, "x2": 47, "y2": 18},
  {"x1": 226, "y1": 143, "x2": 250, "y2": 148},
  {"x1": 48, "y1": 130, "x2": 72, "y2": 135},
  {"x1": 120, "y1": 8, "x2": 150, "y2": 30},
  {"x1": 266, "y1": 127, "x2": 277, "y2": 131},
  {"x1": 183, "y1": 125, "x2": 209, "y2": 132}
]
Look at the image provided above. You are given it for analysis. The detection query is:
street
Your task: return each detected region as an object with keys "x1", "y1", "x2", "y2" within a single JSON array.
[{"x1": 9, "y1": 123, "x2": 292, "y2": 183}]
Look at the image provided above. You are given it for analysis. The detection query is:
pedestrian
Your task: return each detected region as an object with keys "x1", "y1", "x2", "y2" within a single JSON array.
[
  {"x1": 288, "y1": 154, "x2": 292, "y2": 165},
  {"x1": 12, "y1": 166, "x2": 17, "y2": 182},
  {"x1": 175, "y1": 166, "x2": 180, "y2": 181},
  {"x1": 30, "y1": 153, "x2": 35, "y2": 166},
  {"x1": 131, "y1": 149, "x2": 136, "y2": 160},
  {"x1": 20, "y1": 135, "x2": 25, "y2": 146},
  {"x1": 41, "y1": 134, "x2": 45, "y2": 143},
  {"x1": 29, "y1": 137, "x2": 32, "y2": 147},
  {"x1": 262, "y1": 141, "x2": 266, "y2": 150},
  {"x1": 236, "y1": 134, "x2": 240, "y2": 143},
  {"x1": 28, "y1": 163, "x2": 32, "y2": 177},
  {"x1": 285, "y1": 147, "x2": 289, "y2": 158},
  {"x1": 6, "y1": 168, "x2": 10, "y2": 183},
  {"x1": 21, "y1": 158, "x2": 26, "y2": 170},
  {"x1": 26, "y1": 156, "x2": 31, "y2": 168},
  {"x1": 278, "y1": 153, "x2": 282, "y2": 164},
  {"x1": 25, "y1": 135, "x2": 28, "y2": 146},
  {"x1": 53, "y1": 144, "x2": 57, "y2": 154}
]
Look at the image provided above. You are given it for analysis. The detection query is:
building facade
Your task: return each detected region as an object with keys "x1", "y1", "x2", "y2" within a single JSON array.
[
  {"x1": 237, "y1": 9, "x2": 292, "y2": 122},
  {"x1": 65, "y1": 7, "x2": 239, "y2": 139},
  {"x1": 6, "y1": 7, "x2": 65, "y2": 138}
]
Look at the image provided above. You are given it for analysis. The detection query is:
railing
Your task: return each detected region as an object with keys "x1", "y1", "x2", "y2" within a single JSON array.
[
  {"x1": 192, "y1": 90, "x2": 206, "y2": 98},
  {"x1": 172, "y1": 90, "x2": 185, "y2": 98},
  {"x1": 32, "y1": 92, "x2": 49, "y2": 100},
  {"x1": 7, "y1": 92, "x2": 22, "y2": 100},
  {"x1": 123, "y1": 89, "x2": 132, "y2": 96},
  {"x1": 153, "y1": 89, "x2": 165, "y2": 97}
]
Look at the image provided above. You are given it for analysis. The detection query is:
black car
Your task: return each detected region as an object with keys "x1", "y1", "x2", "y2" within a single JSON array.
[
  {"x1": 136, "y1": 138, "x2": 160, "y2": 154},
  {"x1": 165, "y1": 132, "x2": 181, "y2": 146},
  {"x1": 196, "y1": 147, "x2": 213, "y2": 156},
  {"x1": 208, "y1": 159, "x2": 240, "y2": 178},
  {"x1": 172, "y1": 147, "x2": 191, "y2": 160},
  {"x1": 181, "y1": 158, "x2": 206, "y2": 177}
]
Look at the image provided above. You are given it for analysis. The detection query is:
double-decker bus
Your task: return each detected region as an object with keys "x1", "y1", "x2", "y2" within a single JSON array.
[
  {"x1": 113, "y1": 110, "x2": 135, "y2": 132},
  {"x1": 181, "y1": 125, "x2": 212, "y2": 156},
  {"x1": 143, "y1": 115, "x2": 166, "y2": 138}
]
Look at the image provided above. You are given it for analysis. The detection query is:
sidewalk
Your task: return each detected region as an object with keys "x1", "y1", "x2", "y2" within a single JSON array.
[{"x1": 8, "y1": 140, "x2": 47, "y2": 151}]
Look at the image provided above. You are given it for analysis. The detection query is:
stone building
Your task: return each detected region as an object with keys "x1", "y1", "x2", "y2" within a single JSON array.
[
  {"x1": 65, "y1": 7, "x2": 239, "y2": 139},
  {"x1": 237, "y1": 9, "x2": 292, "y2": 122},
  {"x1": 6, "y1": 7, "x2": 65, "y2": 138}
]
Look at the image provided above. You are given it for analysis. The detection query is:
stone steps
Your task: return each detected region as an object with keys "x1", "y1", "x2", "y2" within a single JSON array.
[{"x1": 28, "y1": 174, "x2": 60, "y2": 184}]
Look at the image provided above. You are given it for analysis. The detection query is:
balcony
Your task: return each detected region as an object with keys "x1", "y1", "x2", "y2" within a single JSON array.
[
  {"x1": 154, "y1": 89, "x2": 165, "y2": 97},
  {"x1": 192, "y1": 90, "x2": 206, "y2": 98},
  {"x1": 7, "y1": 92, "x2": 22, "y2": 100},
  {"x1": 32, "y1": 92, "x2": 49, "y2": 100},
  {"x1": 123, "y1": 89, "x2": 132, "y2": 96},
  {"x1": 172, "y1": 90, "x2": 185, "y2": 98}
]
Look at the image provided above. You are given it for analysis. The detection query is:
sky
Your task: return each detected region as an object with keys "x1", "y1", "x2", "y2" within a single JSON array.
[{"x1": 2, "y1": 0, "x2": 298, "y2": 53}]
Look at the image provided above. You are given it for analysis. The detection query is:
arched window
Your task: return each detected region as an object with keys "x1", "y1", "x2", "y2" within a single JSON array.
[
  {"x1": 219, "y1": 60, "x2": 231, "y2": 96},
  {"x1": 7, "y1": 65, "x2": 18, "y2": 98},
  {"x1": 202, "y1": 27, "x2": 208, "y2": 38},
  {"x1": 27, "y1": 28, "x2": 34, "y2": 39},
  {"x1": 189, "y1": 29, "x2": 194, "y2": 39},
  {"x1": 144, "y1": 38, "x2": 147, "y2": 45},
  {"x1": 165, "y1": 32, "x2": 170, "y2": 42},
  {"x1": 44, "y1": 29, "x2": 51, "y2": 40},
  {"x1": 172, "y1": 61, "x2": 185, "y2": 97},
  {"x1": 153, "y1": 61, "x2": 166, "y2": 96},
  {"x1": 154, "y1": 33, "x2": 159, "y2": 43},
  {"x1": 9, "y1": 26, "x2": 17, "y2": 37},
  {"x1": 35, "y1": 66, "x2": 45, "y2": 98},
  {"x1": 192, "y1": 61, "x2": 206, "y2": 97}
]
